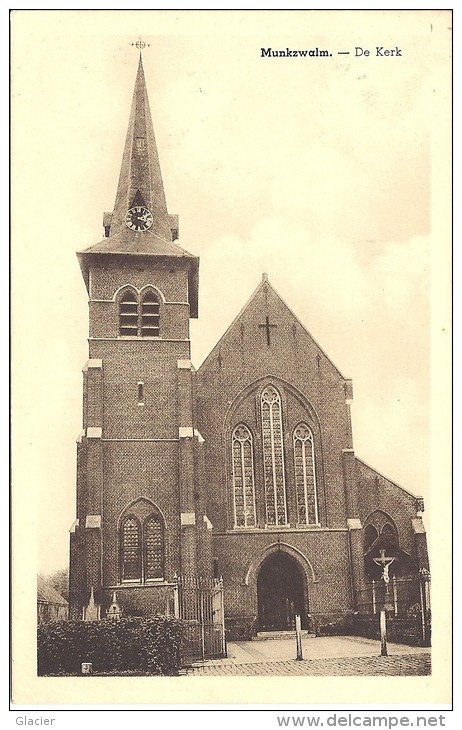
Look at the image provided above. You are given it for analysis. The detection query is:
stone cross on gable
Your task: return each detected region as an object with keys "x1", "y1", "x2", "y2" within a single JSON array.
[{"x1": 258, "y1": 316, "x2": 277, "y2": 346}]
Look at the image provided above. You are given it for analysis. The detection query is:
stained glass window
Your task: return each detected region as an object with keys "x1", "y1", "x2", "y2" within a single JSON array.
[
  {"x1": 293, "y1": 423, "x2": 318, "y2": 524},
  {"x1": 121, "y1": 517, "x2": 142, "y2": 580},
  {"x1": 232, "y1": 425, "x2": 256, "y2": 527},
  {"x1": 144, "y1": 516, "x2": 164, "y2": 579},
  {"x1": 261, "y1": 386, "x2": 287, "y2": 525},
  {"x1": 121, "y1": 512, "x2": 164, "y2": 582}
]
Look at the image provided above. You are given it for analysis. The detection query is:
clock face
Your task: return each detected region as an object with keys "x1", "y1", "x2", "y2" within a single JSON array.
[{"x1": 125, "y1": 206, "x2": 153, "y2": 232}]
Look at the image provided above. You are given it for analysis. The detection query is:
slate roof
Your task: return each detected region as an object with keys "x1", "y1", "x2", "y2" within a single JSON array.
[
  {"x1": 76, "y1": 55, "x2": 199, "y2": 316},
  {"x1": 79, "y1": 229, "x2": 196, "y2": 258},
  {"x1": 37, "y1": 576, "x2": 68, "y2": 606},
  {"x1": 109, "y1": 55, "x2": 172, "y2": 242}
]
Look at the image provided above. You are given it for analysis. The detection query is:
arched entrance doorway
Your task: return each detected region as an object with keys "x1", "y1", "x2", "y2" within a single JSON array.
[{"x1": 257, "y1": 551, "x2": 307, "y2": 631}]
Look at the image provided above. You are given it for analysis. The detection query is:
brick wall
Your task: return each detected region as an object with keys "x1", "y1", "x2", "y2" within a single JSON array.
[
  {"x1": 70, "y1": 254, "x2": 205, "y2": 618},
  {"x1": 100, "y1": 584, "x2": 176, "y2": 617},
  {"x1": 71, "y1": 260, "x2": 428, "y2": 622},
  {"x1": 101, "y1": 441, "x2": 182, "y2": 586},
  {"x1": 89, "y1": 261, "x2": 190, "y2": 302},
  {"x1": 195, "y1": 280, "x2": 362, "y2": 630},
  {"x1": 213, "y1": 530, "x2": 353, "y2": 627},
  {"x1": 356, "y1": 458, "x2": 423, "y2": 557},
  {"x1": 197, "y1": 280, "x2": 353, "y2": 533}
]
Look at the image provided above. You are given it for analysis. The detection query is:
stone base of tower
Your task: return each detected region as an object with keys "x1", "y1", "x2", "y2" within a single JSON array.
[
  {"x1": 99, "y1": 584, "x2": 177, "y2": 619},
  {"x1": 68, "y1": 512, "x2": 215, "y2": 620}
]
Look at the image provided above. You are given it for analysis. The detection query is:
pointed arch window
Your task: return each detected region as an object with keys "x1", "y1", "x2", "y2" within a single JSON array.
[
  {"x1": 380, "y1": 523, "x2": 399, "y2": 552},
  {"x1": 232, "y1": 425, "x2": 256, "y2": 527},
  {"x1": 364, "y1": 524, "x2": 379, "y2": 552},
  {"x1": 141, "y1": 291, "x2": 160, "y2": 337},
  {"x1": 363, "y1": 512, "x2": 403, "y2": 579},
  {"x1": 293, "y1": 423, "x2": 319, "y2": 525},
  {"x1": 261, "y1": 386, "x2": 287, "y2": 525},
  {"x1": 118, "y1": 289, "x2": 160, "y2": 337},
  {"x1": 144, "y1": 515, "x2": 164, "y2": 579},
  {"x1": 119, "y1": 291, "x2": 139, "y2": 336},
  {"x1": 120, "y1": 509, "x2": 165, "y2": 583},
  {"x1": 121, "y1": 516, "x2": 142, "y2": 581}
]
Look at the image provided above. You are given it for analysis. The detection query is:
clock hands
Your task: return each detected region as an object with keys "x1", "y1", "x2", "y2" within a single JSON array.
[{"x1": 125, "y1": 206, "x2": 153, "y2": 231}]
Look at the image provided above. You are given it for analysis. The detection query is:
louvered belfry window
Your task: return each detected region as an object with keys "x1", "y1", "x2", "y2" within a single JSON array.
[
  {"x1": 232, "y1": 425, "x2": 256, "y2": 527},
  {"x1": 119, "y1": 290, "x2": 160, "y2": 337},
  {"x1": 119, "y1": 291, "x2": 139, "y2": 336},
  {"x1": 121, "y1": 517, "x2": 142, "y2": 580},
  {"x1": 293, "y1": 423, "x2": 319, "y2": 524},
  {"x1": 261, "y1": 386, "x2": 287, "y2": 525},
  {"x1": 140, "y1": 291, "x2": 160, "y2": 337}
]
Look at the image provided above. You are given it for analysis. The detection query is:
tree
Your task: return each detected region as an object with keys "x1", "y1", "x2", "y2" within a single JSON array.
[{"x1": 40, "y1": 567, "x2": 69, "y2": 602}]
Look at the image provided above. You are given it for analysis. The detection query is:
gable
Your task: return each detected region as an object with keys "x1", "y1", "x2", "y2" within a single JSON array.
[
  {"x1": 197, "y1": 275, "x2": 349, "y2": 397},
  {"x1": 195, "y1": 276, "x2": 353, "y2": 532}
]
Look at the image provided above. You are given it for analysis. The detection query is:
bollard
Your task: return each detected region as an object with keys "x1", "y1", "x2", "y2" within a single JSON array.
[
  {"x1": 295, "y1": 614, "x2": 303, "y2": 661},
  {"x1": 379, "y1": 609, "x2": 388, "y2": 657},
  {"x1": 81, "y1": 662, "x2": 93, "y2": 675}
]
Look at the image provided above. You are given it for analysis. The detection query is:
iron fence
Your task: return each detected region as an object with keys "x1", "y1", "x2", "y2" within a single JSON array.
[
  {"x1": 355, "y1": 574, "x2": 431, "y2": 646},
  {"x1": 174, "y1": 576, "x2": 226, "y2": 664},
  {"x1": 356, "y1": 576, "x2": 430, "y2": 617}
]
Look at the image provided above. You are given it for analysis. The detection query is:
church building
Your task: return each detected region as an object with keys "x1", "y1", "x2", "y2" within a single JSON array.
[{"x1": 69, "y1": 55, "x2": 429, "y2": 638}]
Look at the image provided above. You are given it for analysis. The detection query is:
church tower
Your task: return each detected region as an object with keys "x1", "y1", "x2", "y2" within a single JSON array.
[
  {"x1": 68, "y1": 51, "x2": 429, "y2": 640},
  {"x1": 69, "y1": 56, "x2": 209, "y2": 620}
]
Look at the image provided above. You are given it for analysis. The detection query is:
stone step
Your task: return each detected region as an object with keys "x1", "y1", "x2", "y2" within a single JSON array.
[{"x1": 255, "y1": 630, "x2": 316, "y2": 640}]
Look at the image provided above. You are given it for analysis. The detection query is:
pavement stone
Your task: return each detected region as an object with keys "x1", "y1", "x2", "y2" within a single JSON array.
[
  {"x1": 186, "y1": 653, "x2": 431, "y2": 677},
  {"x1": 184, "y1": 636, "x2": 431, "y2": 677}
]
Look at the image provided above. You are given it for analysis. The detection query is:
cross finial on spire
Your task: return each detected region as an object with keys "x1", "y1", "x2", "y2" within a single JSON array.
[
  {"x1": 131, "y1": 36, "x2": 150, "y2": 52},
  {"x1": 108, "y1": 47, "x2": 173, "y2": 241}
]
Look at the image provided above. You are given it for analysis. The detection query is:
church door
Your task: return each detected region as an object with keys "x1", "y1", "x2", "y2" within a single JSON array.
[{"x1": 257, "y1": 552, "x2": 306, "y2": 631}]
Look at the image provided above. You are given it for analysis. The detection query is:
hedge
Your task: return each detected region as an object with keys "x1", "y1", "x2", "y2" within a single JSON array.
[{"x1": 37, "y1": 616, "x2": 183, "y2": 676}]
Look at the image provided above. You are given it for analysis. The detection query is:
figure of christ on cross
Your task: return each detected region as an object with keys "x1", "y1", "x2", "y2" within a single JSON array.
[
  {"x1": 258, "y1": 316, "x2": 277, "y2": 346},
  {"x1": 372, "y1": 548, "x2": 397, "y2": 657},
  {"x1": 373, "y1": 548, "x2": 396, "y2": 584}
]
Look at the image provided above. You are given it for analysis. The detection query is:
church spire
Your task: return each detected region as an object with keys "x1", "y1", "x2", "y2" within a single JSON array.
[
  {"x1": 107, "y1": 54, "x2": 175, "y2": 242},
  {"x1": 78, "y1": 53, "x2": 198, "y2": 316}
]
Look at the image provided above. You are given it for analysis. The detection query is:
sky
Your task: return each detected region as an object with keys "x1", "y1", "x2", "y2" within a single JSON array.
[{"x1": 11, "y1": 10, "x2": 451, "y2": 577}]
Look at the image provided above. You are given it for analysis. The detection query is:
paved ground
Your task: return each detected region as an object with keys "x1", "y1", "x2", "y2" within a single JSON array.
[{"x1": 185, "y1": 636, "x2": 431, "y2": 676}]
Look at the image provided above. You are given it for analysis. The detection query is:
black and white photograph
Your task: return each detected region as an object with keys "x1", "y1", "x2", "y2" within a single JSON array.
[{"x1": 11, "y1": 8, "x2": 452, "y2": 713}]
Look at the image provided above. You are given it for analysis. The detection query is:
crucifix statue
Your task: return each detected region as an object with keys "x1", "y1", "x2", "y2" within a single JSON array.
[
  {"x1": 373, "y1": 548, "x2": 395, "y2": 584},
  {"x1": 372, "y1": 549, "x2": 395, "y2": 657}
]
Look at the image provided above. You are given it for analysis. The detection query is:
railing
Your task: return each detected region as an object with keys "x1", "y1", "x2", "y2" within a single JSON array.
[
  {"x1": 356, "y1": 575, "x2": 430, "y2": 618},
  {"x1": 355, "y1": 573, "x2": 431, "y2": 646},
  {"x1": 174, "y1": 576, "x2": 226, "y2": 664}
]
